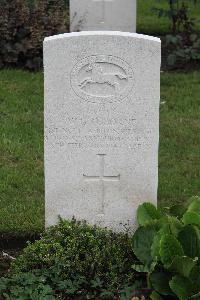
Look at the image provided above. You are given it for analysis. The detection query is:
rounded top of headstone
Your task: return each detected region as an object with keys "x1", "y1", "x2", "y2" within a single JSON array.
[{"x1": 44, "y1": 31, "x2": 161, "y2": 44}]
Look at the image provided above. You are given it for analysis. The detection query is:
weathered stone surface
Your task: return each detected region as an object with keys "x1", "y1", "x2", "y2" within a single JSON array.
[
  {"x1": 70, "y1": 0, "x2": 137, "y2": 33},
  {"x1": 44, "y1": 31, "x2": 161, "y2": 232}
]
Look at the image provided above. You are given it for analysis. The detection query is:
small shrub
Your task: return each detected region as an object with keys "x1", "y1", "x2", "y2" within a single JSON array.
[
  {"x1": 132, "y1": 196, "x2": 200, "y2": 299},
  {"x1": 165, "y1": 33, "x2": 200, "y2": 67},
  {"x1": 0, "y1": 0, "x2": 69, "y2": 70},
  {"x1": 153, "y1": 0, "x2": 200, "y2": 69},
  {"x1": 0, "y1": 219, "x2": 137, "y2": 299}
]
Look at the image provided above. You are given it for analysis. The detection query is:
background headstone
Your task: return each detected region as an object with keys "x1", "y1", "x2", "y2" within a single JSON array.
[
  {"x1": 44, "y1": 31, "x2": 161, "y2": 232},
  {"x1": 70, "y1": 0, "x2": 137, "y2": 33}
]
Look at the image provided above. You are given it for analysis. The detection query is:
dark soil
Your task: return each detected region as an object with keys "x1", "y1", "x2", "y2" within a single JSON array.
[
  {"x1": 0, "y1": 235, "x2": 39, "y2": 276},
  {"x1": 0, "y1": 248, "x2": 21, "y2": 276}
]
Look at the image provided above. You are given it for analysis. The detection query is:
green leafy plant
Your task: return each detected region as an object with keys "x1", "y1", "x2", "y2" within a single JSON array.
[
  {"x1": 132, "y1": 196, "x2": 200, "y2": 300},
  {"x1": 0, "y1": 273, "x2": 55, "y2": 300},
  {"x1": 165, "y1": 33, "x2": 200, "y2": 66},
  {"x1": 0, "y1": 0, "x2": 69, "y2": 70},
  {"x1": 0, "y1": 197, "x2": 199, "y2": 299},
  {"x1": 153, "y1": 1, "x2": 200, "y2": 69},
  {"x1": 0, "y1": 219, "x2": 136, "y2": 299}
]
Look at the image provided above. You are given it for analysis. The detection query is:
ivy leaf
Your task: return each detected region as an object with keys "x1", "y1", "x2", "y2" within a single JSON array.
[
  {"x1": 137, "y1": 203, "x2": 162, "y2": 226},
  {"x1": 91, "y1": 277, "x2": 103, "y2": 288},
  {"x1": 169, "y1": 276, "x2": 193, "y2": 300},
  {"x1": 58, "y1": 279, "x2": 78, "y2": 294},
  {"x1": 159, "y1": 234, "x2": 184, "y2": 267}
]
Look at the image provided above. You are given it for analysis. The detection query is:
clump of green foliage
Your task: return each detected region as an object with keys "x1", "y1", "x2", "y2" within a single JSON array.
[
  {"x1": 153, "y1": 0, "x2": 200, "y2": 68},
  {"x1": 0, "y1": 0, "x2": 69, "y2": 70},
  {"x1": 0, "y1": 274, "x2": 55, "y2": 299},
  {"x1": 132, "y1": 196, "x2": 200, "y2": 300},
  {"x1": 0, "y1": 196, "x2": 199, "y2": 299},
  {"x1": 0, "y1": 219, "x2": 136, "y2": 299},
  {"x1": 165, "y1": 33, "x2": 200, "y2": 66}
]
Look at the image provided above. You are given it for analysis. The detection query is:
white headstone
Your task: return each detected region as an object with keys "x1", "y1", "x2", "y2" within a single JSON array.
[
  {"x1": 44, "y1": 31, "x2": 161, "y2": 232},
  {"x1": 70, "y1": 0, "x2": 137, "y2": 33}
]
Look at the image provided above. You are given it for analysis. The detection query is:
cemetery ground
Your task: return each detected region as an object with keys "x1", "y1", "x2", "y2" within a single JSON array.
[
  {"x1": 0, "y1": 1, "x2": 200, "y2": 298},
  {"x1": 0, "y1": 69, "x2": 199, "y2": 237}
]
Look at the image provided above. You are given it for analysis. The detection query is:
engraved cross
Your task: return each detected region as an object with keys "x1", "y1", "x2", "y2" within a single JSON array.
[
  {"x1": 83, "y1": 154, "x2": 120, "y2": 214},
  {"x1": 93, "y1": 0, "x2": 114, "y2": 23}
]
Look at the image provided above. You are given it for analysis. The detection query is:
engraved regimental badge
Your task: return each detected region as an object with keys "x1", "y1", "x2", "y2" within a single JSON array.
[{"x1": 71, "y1": 55, "x2": 134, "y2": 104}]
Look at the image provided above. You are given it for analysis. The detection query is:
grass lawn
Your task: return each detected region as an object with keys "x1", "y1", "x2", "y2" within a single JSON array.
[
  {"x1": 0, "y1": 71, "x2": 44, "y2": 235},
  {"x1": 137, "y1": 0, "x2": 200, "y2": 35},
  {"x1": 0, "y1": 69, "x2": 199, "y2": 235}
]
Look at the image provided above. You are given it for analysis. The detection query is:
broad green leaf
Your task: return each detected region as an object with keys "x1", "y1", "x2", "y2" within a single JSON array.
[
  {"x1": 168, "y1": 256, "x2": 198, "y2": 278},
  {"x1": 151, "y1": 215, "x2": 183, "y2": 260},
  {"x1": 132, "y1": 223, "x2": 159, "y2": 266},
  {"x1": 151, "y1": 225, "x2": 170, "y2": 260},
  {"x1": 189, "y1": 266, "x2": 200, "y2": 293},
  {"x1": 137, "y1": 203, "x2": 162, "y2": 226},
  {"x1": 132, "y1": 263, "x2": 153, "y2": 273},
  {"x1": 169, "y1": 276, "x2": 193, "y2": 300},
  {"x1": 150, "y1": 272, "x2": 172, "y2": 295},
  {"x1": 167, "y1": 215, "x2": 183, "y2": 236},
  {"x1": 183, "y1": 212, "x2": 200, "y2": 226},
  {"x1": 132, "y1": 263, "x2": 149, "y2": 273},
  {"x1": 159, "y1": 234, "x2": 184, "y2": 267},
  {"x1": 187, "y1": 196, "x2": 200, "y2": 215},
  {"x1": 178, "y1": 225, "x2": 200, "y2": 258},
  {"x1": 151, "y1": 232, "x2": 161, "y2": 261}
]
